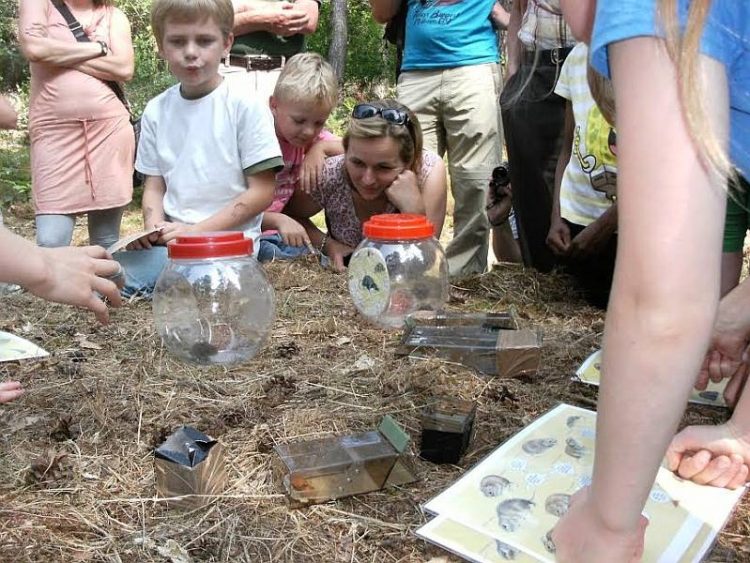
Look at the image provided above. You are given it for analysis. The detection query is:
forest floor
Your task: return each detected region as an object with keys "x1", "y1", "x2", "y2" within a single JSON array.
[{"x1": 0, "y1": 205, "x2": 748, "y2": 562}]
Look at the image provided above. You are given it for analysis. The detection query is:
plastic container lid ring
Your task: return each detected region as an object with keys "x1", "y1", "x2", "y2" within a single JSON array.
[
  {"x1": 362, "y1": 214, "x2": 435, "y2": 240},
  {"x1": 167, "y1": 231, "x2": 254, "y2": 259}
]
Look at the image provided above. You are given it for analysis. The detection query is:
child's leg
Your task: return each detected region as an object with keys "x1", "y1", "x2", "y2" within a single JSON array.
[
  {"x1": 113, "y1": 246, "x2": 169, "y2": 299},
  {"x1": 87, "y1": 206, "x2": 125, "y2": 250},
  {"x1": 35, "y1": 214, "x2": 76, "y2": 247}
]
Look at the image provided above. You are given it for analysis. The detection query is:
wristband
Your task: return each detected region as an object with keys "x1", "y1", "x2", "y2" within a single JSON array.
[{"x1": 96, "y1": 40, "x2": 109, "y2": 57}]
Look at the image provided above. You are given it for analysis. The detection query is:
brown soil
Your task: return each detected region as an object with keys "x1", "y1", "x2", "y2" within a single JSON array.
[{"x1": 0, "y1": 213, "x2": 748, "y2": 562}]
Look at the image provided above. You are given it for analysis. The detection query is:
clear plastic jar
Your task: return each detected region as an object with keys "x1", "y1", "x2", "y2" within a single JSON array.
[
  {"x1": 347, "y1": 214, "x2": 448, "y2": 328},
  {"x1": 152, "y1": 232, "x2": 275, "y2": 365}
]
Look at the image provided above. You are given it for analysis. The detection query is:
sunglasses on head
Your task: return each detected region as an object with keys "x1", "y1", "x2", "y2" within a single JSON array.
[{"x1": 352, "y1": 103, "x2": 410, "y2": 126}]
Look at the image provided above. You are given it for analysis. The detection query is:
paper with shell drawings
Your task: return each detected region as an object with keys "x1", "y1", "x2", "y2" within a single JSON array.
[
  {"x1": 419, "y1": 404, "x2": 745, "y2": 563},
  {"x1": 576, "y1": 350, "x2": 728, "y2": 408}
]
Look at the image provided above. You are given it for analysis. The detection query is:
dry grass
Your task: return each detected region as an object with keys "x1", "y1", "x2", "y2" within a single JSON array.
[{"x1": 0, "y1": 214, "x2": 748, "y2": 562}]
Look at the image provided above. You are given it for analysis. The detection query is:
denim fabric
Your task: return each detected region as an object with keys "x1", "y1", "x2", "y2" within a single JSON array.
[
  {"x1": 113, "y1": 246, "x2": 169, "y2": 299},
  {"x1": 256, "y1": 233, "x2": 311, "y2": 263}
]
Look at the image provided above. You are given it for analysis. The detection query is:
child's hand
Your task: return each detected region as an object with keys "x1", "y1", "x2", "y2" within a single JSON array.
[
  {"x1": 299, "y1": 144, "x2": 326, "y2": 194},
  {"x1": 126, "y1": 229, "x2": 162, "y2": 250},
  {"x1": 276, "y1": 215, "x2": 314, "y2": 250},
  {"x1": 0, "y1": 381, "x2": 24, "y2": 403},
  {"x1": 384, "y1": 170, "x2": 422, "y2": 213},
  {"x1": 324, "y1": 237, "x2": 354, "y2": 273},
  {"x1": 546, "y1": 216, "x2": 571, "y2": 255},
  {"x1": 157, "y1": 222, "x2": 194, "y2": 244}
]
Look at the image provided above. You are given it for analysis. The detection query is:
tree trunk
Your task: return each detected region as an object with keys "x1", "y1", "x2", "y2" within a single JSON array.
[{"x1": 327, "y1": 0, "x2": 347, "y2": 82}]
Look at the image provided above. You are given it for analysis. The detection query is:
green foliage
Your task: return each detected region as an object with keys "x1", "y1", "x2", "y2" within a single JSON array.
[
  {"x1": 0, "y1": 135, "x2": 31, "y2": 207},
  {"x1": 0, "y1": 2, "x2": 28, "y2": 91},
  {"x1": 307, "y1": 0, "x2": 397, "y2": 85}
]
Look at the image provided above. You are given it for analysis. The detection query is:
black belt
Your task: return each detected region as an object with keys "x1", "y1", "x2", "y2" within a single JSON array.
[
  {"x1": 226, "y1": 54, "x2": 285, "y2": 71},
  {"x1": 523, "y1": 47, "x2": 573, "y2": 66}
]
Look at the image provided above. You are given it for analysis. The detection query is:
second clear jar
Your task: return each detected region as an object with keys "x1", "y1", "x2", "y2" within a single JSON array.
[{"x1": 347, "y1": 214, "x2": 449, "y2": 328}]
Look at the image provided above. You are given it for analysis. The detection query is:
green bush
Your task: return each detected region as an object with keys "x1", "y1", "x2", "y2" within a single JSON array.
[{"x1": 308, "y1": 0, "x2": 396, "y2": 84}]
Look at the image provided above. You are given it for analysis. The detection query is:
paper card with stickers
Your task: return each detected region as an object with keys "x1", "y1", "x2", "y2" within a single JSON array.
[
  {"x1": 418, "y1": 404, "x2": 745, "y2": 563},
  {"x1": 576, "y1": 350, "x2": 728, "y2": 407}
]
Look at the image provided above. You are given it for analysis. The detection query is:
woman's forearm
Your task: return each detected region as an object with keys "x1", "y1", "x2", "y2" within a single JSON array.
[
  {"x1": 71, "y1": 54, "x2": 134, "y2": 82},
  {"x1": 20, "y1": 34, "x2": 102, "y2": 66}
]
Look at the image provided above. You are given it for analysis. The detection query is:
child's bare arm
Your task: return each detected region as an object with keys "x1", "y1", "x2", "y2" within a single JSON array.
[
  {"x1": 261, "y1": 212, "x2": 314, "y2": 250},
  {"x1": 167, "y1": 169, "x2": 275, "y2": 241},
  {"x1": 299, "y1": 139, "x2": 343, "y2": 194},
  {"x1": 126, "y1": 176, "x2": 167, "y2": 250}
]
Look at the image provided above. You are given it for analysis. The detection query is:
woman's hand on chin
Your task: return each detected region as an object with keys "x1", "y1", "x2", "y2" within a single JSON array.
[{"x1": 385, "y1": 170, "x2": 424, "y2": 214}]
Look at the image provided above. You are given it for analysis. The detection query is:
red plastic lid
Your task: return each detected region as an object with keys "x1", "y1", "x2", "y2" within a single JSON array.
[
  {"x1": 362, "y1": 214, "x2": 435, "y2": 241},
  {"x1": 167, "y1": 231, "x2": 253, "y2": 259}
]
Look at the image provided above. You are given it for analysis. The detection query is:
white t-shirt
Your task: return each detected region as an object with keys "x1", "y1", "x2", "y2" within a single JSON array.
[
  {"x1": 554, "y1": 42, "x2": 617, "y2": 226},
  {"x1": 136, "y1": 80, "x2": 282, "y2": 252}
]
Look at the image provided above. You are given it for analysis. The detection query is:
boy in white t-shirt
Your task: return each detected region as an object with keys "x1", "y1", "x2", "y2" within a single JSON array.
[
  {"x1": 115, "y1": 0, "x2": 283, "y2": 297},
  {"x1": 546, "y1": 42, "x2": 618, "y2": 309}
]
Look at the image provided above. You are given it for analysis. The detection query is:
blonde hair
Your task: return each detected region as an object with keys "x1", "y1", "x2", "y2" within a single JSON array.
[
  {"x1": 659, "y1": 0, "x2": 730, "y2": 179},
  {"x1": 273, "y1": 53, "x2": 338, "y2": 110},
  {"x1": 151, "y1": 0, "x2": 234, "y2": 48},
  {"x1": 587, "y1": 63, "x2": 616, "y2": 127},
  {"x1": 344, "y1": 99, "x2": 423, "y2": 175}
]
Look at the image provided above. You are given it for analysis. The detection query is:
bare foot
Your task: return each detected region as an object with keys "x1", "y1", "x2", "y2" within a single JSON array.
[
  {"x1": 0, "y1": 380, "x2": 24, "y2": 403},
  {"x1": 666, "y1": 423, "x2": 750, "y2": 489}
]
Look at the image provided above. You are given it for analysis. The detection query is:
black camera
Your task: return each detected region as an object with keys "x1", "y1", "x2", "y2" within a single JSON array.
[{"x1": 490, "y1": 162, "x2": 510, "y2": 199}]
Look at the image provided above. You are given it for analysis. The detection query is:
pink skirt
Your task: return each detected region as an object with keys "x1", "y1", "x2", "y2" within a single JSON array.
[{"x1": 30, "y1": 113, "x2": 134, "y2": 215}]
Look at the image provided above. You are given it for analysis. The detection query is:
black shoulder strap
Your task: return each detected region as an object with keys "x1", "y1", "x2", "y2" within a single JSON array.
[
  {"x1": 50, "y1": 0, "x2": 90, "y2": 42},
  {"x1": 49, "y1": 0, "x2": 131, "y2": 115}
]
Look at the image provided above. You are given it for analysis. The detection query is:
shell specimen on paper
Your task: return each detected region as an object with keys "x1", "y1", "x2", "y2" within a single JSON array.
[
  {"x1": 565, "y1": 437, "x2": 586, "y2": 459},
  {"x1": 479, "y1": 475, "x2": 511, "y2": 498},
  {"x1": 544, "y1": 493, "x2": 571, "y2": 517},
  {"x1": 495, "y1": 540, "x2": 519, "y2": 560},
  {"x1": 496, "y1": 498, "x2": 535, "y2": 532},
  {"x1": 521, "y1": 437, "x2": 557, "y2": 455}
]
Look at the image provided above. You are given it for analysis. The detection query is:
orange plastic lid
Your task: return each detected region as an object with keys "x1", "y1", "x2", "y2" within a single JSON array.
[
  {"x1": 362, "y1": 214, "x2": 435, "y2": 241},
  {"x1": 167, "y1": 231, "x2": 253, "y2": 259}
]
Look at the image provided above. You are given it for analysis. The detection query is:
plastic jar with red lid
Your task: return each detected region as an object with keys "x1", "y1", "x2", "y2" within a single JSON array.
[
  {"x1": 152, "y1": 232, "x2": 275, "y2": 364},
  {"x1": 347, "y1": 214, "x2": 448, "y2": 328}
]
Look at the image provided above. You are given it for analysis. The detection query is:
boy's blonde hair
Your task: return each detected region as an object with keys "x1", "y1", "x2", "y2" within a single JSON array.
[
  {"x1": 660, "y1": 0, "x2": 730, "y2": 180},
  {"x1": 273, "y1": 53, "x2": 338, "y2": 110},
  {"x1": 344, "y1": 99, "x2": 423, "y2": 175},
  {"x1": 151, "y1": 0, "x2": 234, "y2": 48}
]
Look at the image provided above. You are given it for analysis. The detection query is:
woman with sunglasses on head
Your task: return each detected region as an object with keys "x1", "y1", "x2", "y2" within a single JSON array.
[{"x1": 286, "y1": 100, "x2": 448, "y2": 272}]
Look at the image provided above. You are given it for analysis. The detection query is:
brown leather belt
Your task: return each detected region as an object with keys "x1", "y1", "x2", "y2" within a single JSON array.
[{"x1": 226, "y1": 54, "x2": 285, "y2": 71}]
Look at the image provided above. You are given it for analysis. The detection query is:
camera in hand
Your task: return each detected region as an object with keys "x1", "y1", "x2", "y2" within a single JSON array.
[{"x1": 490, "y1": 162, "x2": 510, "y2": 200}]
